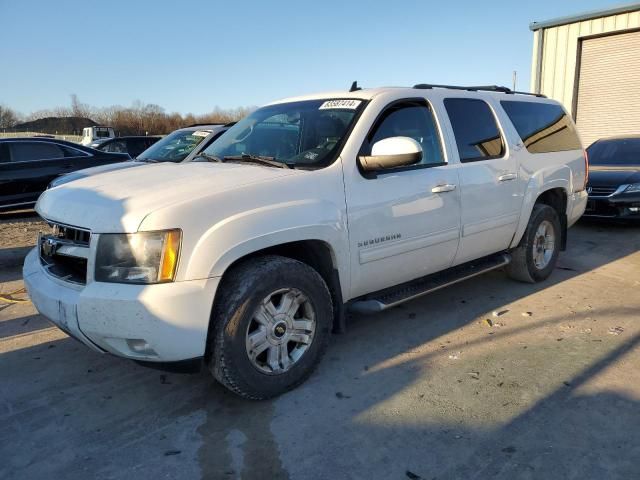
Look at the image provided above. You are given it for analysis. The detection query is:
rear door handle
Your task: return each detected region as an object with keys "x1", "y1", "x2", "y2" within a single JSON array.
[
  {"x1": 431, "y1": 184, "x2": 457, "y2": 193},
  {"x1": 498, "y1": 173, "x2": 517, "y2": 182}
]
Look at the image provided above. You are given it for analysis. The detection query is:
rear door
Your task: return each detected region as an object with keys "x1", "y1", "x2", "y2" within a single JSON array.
[
  {"x1": 0, "y1": 141, "x2": 70, "y2": 207},
  {"x1": 443, "y1": 97, "x2": 521, "y2": 265}
]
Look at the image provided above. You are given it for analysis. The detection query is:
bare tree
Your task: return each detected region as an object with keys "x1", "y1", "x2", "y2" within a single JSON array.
[{"x1": 0, "y1": 105, "x2": 19, "y2": 128}]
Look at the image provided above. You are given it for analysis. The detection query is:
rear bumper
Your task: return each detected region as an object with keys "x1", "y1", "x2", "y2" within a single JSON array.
[
  {"x1": 23, "y1": 248, "x2": 220, "y2": 362},
  {"x1": 567, "y1": 190, "x2": 588, "y2": 227}
]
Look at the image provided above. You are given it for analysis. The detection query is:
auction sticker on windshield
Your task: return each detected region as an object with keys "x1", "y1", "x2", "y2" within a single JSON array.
[
  {"x1": 192, "y1": 130, "x2": 212, "y2": 137},
  {"x1": 319, "y1": 99, "x2": 362, "y2": 110}
]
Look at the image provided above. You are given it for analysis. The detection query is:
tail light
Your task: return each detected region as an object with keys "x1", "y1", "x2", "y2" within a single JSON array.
[{"x1": 582, "y1": 149, "x2": 589, "y2": 191}]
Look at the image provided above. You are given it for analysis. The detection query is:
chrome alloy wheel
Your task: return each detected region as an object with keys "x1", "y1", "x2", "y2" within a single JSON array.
[
  {"x1": 245, "y1": 288, "x2": 316, "y2": 375},
  {"x1": 532, "y1": 220, "x2": 555, "y2": 269}
]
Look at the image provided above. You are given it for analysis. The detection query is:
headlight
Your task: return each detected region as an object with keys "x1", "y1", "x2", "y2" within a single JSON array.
[
  {"x1": 624, "y1": 183, "x2": 640, "y2": 193},
  {"x1": 95, "y1": 229, "x2": 181, "y2": 284}
]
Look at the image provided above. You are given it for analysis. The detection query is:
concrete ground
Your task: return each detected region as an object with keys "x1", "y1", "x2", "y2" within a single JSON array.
[{"x1": 1, "y1": 212, "x2": 639, "y2": 480}]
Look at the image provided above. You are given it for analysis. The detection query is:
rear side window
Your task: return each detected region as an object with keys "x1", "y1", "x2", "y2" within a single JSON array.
[
  {"x1": 0, "y1": 144, "x2": 9, "y2": 163},
  {"x1": 364, "y1": 100, "x2": 444, "y2": 167},
  {"x1": 444, "y1": 98, "x2": 504, "y2": 162},
  {"x1": 500, "y1": 101, "x2": 582, "y2": 153},
  {"x1": 10, "y1": 142, "x2": 64, "y2": 162},
  {"x1": 62, "y1": 145, "x2": 89, "y2": 158}
]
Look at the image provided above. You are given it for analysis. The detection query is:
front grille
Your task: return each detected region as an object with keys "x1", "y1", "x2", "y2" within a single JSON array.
[
  {"x1": 39, "y1": 222, "x2": 91, "y2": 285},
  {"x1": 588, "y1": 186, "x2": 617, "y2": 197}
]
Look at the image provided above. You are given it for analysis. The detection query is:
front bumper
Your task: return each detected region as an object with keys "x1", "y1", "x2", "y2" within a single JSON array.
[
  {"x1": 23, "y1": 248, "x2": 219, "y2": 362},
  {"x1": 583, "y1": 192, "x2": 640, "y2": 218}
]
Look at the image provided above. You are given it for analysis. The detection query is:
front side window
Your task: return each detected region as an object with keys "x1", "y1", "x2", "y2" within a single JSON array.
[
  {"x1": 138, "y1": 129, "x2": 212, "y2": 162},
  {"x1": 10, "y1": 142, "x2": 64, "y2": 162},
  {"x1": 444, "y1": 98, "x2": 505, "y2": 162},
  {"x1": 587, "y1": 138, "x2": 640, "y2": 166},
  {"x1": 501, "y1": 101, "x2": 582, "y2": 154},
  {"x1": 362, "y1": 100, "x2": 444, "y2": 167},
  {"x1": 199, "y1": 99, "x2": 365, "y2": 168},
  {"x1": 102, "y1": 140, "x2": 127, "y2": 153}
]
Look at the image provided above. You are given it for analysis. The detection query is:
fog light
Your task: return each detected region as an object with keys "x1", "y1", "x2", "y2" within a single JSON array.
[
  {"x1": 126, "y1": 339, "x2": 157, "y2": 356},
  {"x1": 630, "y1": 207, "x2": 639, "y2": 213}
]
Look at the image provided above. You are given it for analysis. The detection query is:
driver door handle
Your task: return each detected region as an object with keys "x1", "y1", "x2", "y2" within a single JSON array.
[
  {"x1": 431, "y1": 184, "x2": 457, "y2": 193},
  {"x1": 498, "y1": 173, "x2": 517, "y2": 182}
]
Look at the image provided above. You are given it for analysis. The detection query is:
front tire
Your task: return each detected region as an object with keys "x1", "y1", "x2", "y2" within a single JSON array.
[
  {"x1": 208, "y1": 255, "x2": 332, "y2": 400},
  {"x1": 507, "y1": 204, "x2": 561, "y2": 283}
]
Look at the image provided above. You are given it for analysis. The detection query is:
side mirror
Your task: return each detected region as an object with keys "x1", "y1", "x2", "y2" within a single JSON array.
[{"x1": 359, "y1": 136, "x2": 422, "y2": 171}]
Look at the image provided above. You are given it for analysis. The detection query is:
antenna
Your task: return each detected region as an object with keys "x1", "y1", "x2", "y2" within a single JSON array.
[{"x1": 349, "y1": 81, "x2": 361, "y2": 92}]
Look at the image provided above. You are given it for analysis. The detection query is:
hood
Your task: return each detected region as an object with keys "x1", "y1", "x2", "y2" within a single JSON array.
[
  {"x1": 588, "y1": 166, "x2": 640, "y2": 187},
  {"x1": 36, "y1": 162, "x2": 298, "y2": 232},
  {"x1": 49, "y1": 161, "x2": 143, "y2": 188}
]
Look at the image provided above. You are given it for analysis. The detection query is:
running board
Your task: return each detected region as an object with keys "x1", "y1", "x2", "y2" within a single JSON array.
[{"x1": 349, "y1": 253, "x2": 511, "y2": 314}]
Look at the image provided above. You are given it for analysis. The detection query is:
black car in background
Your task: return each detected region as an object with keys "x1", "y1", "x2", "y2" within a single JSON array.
[
  {"x1": 584, "y1": 135, "x2": 640, "y2": 219},
  {"x1": 91, "y1": 136, "x2": 161, "y2": 158},
  {"x1": 0, "y1": 138, "x2": 129, "y2": 211},
  {"x1": 48, "y1": 124, "x2": 232, "y2": 188}
]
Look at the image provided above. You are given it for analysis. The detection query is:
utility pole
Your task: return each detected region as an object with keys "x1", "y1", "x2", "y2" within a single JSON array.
[{"x1": 512, "y1": 71, "x2": 517, "y2": 91}]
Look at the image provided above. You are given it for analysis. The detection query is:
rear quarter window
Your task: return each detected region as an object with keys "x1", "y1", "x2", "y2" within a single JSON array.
[{"x1": 500, "y1": 101, "x2": 582, "y2": 154}]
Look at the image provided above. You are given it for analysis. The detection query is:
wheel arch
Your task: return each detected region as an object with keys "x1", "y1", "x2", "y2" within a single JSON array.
[
  {"x1": 204, "y1": 238, "x2": 347, "y2": 363},
  {"x1": 511, "y1": 173, "x2": 571, "y2": 250}
]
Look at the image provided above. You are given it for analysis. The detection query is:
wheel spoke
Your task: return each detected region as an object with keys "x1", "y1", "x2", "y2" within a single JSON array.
[
  {"x1": 292, "y1": 319, "x2": 313, "y2": 332},
  {"x1": 278, "y1": 290, "x2": 301, "y2": 316},
  {"x1": 279, "y1": 343, "x2": 291, "y2": 370},
  {"x1": 267, "y1": 346, "x2": 281, "y2": 372},
  {"x1": 254, "y1": 305, "x2": 274, "y2": 326},
  {"x1": 289, "y1": 332, "x2": 311, "y2": 344},
  {"x1": 247, "y1": 327, "x2": 268, "y2": 350}
]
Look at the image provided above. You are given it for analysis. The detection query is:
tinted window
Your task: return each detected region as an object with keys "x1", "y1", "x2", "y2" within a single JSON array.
[
  {"x1": 501, "y1": 101, "x2": 581, "y2": 153},
  {"x1": 444, "y1": 98, "x2": 504, "y2": 162},
  {"x1": 587, "y1": 138, "x2": 640, "y2": 166},
  {"x1": 365, "y1": 101, "x2": 444, "y2": 166},
  {"x1": 10, "y1": 142, "x2": 64, "y2": 162},
  {"x1": 61, "y1": 145, "x2": 88, "y2": 158},
  {"x1": 0, "y1": 144, "x2": 9, "y2": 163}
]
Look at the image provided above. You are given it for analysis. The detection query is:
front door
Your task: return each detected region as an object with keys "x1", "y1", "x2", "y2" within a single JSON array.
[{"x1": 344, "y1": 99, "x2": 461, "y2": 299}]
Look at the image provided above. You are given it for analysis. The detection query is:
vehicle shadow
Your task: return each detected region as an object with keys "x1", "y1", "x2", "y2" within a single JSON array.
[{"x1": 0, "y1": 221, "x2": 638, "y2": 479}]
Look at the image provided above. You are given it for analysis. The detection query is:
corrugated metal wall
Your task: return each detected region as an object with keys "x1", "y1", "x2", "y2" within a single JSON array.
[{"x1": 530, "y1": 10, "x2": 640, "y2": 110}]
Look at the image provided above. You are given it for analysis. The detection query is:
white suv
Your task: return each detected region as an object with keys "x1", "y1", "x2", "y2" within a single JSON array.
[{"x1": 24, "y1": 84, "x2": 588, "y2": 399}]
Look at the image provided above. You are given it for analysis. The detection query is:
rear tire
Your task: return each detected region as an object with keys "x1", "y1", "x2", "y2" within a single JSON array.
[
  {"x1": 507, "y1": 204, "x2": 561, "y2": 283},
  {"x1": 208, "y1": 255, "x2": 332, "y2": 400}
]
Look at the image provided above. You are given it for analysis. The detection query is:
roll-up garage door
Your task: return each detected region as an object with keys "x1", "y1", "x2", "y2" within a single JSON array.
[{"x1": 575, "y1": 30, "x2": 640, "y2": 147}]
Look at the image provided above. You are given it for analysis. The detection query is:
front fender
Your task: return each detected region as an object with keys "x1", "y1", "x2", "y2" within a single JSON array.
[
  {"x1": 510, "y1": 167, "x2": 571, "y2": 248},
  {"x1": 185, "y1": 199, "x2": 349, "y2": 297}
]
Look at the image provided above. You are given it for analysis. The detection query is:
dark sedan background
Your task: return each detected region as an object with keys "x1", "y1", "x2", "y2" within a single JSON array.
[
  {"x1": 584, "y1": 136, "x2": 640, "y2": 219},
  {"x1": 0, "y1": 137, "x2": 130, "y2": 211}
]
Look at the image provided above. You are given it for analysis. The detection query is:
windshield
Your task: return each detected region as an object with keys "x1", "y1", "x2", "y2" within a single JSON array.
[
  {"x1": 587, "y1": 138, "x2": 640, "y2": 166},
  {"x1": 137, "y1": 129, "x2": 211, "y2": 162},
  {"x1": 198, "y1": 99, "x2": 364, "y2": 168}
]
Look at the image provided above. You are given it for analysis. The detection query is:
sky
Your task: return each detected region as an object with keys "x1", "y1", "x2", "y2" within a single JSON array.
[{"x1": 0, "y1": 0, "x2": 626, "y2": 116}]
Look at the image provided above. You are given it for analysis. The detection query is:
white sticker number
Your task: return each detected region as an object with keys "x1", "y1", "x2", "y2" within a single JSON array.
[{"x1": 319, "y1": 99, "x2": 362, "y2": 110}]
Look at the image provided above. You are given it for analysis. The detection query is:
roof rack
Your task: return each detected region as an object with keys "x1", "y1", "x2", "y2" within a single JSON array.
[{"x1": 413, "y1": 83, "x2": 546, "y2": 98}]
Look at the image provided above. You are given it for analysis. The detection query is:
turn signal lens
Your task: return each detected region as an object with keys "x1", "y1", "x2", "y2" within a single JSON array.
[{"x1": 159, "y1": 229, "x2": 181, "y2": 282}]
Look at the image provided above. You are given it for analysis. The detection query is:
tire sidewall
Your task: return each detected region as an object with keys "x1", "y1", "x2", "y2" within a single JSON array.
[
  {"x1": 214, "y1": 257, "x2": 332, "y2": 398},
  {"x1": 524, "y1": 205, "x2": 561, "y2": 282}
]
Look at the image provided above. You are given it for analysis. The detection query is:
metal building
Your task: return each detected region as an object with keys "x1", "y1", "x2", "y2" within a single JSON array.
[{"x1": 530, "y1": 3, "x2": 640, "y2": 146}]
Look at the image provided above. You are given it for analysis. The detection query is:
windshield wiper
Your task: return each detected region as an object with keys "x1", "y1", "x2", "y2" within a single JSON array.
[
  {"x1": 223, "y1": 154, "x2": 293, "y2": 169},
  {"x1": 193, "y1": 153, "x2": 224, "y2": 163}
]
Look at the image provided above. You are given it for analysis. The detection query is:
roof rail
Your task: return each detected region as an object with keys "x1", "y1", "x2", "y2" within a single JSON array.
[{"x1": 413, "y1": 83, "x2": 546, "y2": 98}]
